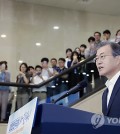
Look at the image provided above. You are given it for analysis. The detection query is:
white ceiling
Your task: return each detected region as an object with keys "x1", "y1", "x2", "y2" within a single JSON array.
[{"x1": 15, "y1": 0, "x2": 120, "y2": 16}]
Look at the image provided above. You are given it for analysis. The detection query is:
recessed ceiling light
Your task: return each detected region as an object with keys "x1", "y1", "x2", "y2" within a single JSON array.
[
  {"x1": 1, "y1": 34, "x2": 7, "y2": 38},
  {"x1": 18, "y1": 60, "x2": 23, "y2": 63},
  {"x1": 53, "y1": 26, "x2": 59, "y2": 30},
  {"x1": 36, "y1": 43, "x2": 41, "y2": 46}
]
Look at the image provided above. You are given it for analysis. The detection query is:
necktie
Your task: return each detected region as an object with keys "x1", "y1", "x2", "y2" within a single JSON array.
[{"x1": 102, "y1": 88, "x2": 109, "y2": 115}]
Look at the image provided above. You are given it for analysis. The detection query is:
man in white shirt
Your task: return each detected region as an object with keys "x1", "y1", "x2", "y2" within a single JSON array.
[
  {"x1": 95, "y1": 41, "x2": 120, "y2": 118},
  {"x1": 102, "y1": 30, "x2": 111, "y2": 41},
  {"x1": 32, "y1": 65, "x2": 47, "y2": 103},
  {"x1": 41, "y1": 58, "x2": 54, "y2": 97}
]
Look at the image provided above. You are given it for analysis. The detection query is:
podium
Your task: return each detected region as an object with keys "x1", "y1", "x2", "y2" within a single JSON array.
[{"x1": 32, "y1": 104, "x2": 120, "y2": 134}]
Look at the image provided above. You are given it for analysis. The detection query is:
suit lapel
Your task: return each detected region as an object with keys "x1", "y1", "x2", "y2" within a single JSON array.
[{"x1": 106, "y1": 76, "x2": 120, "y2": 115}]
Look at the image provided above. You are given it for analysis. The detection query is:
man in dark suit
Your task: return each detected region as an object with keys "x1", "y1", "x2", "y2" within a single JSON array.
[{"x1": 95, "y1": 41, "x2": 120, "y2": 118}]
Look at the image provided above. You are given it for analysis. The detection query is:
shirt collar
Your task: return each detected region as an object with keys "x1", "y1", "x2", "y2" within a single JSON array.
[{"x1": 105, "y1": 71, "x2": 120, "y2": 88}]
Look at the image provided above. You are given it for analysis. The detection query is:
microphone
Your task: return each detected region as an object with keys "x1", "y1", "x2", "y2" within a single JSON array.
[{"x1": 54, "y1": 80, "x2": 87, "y2": 104}]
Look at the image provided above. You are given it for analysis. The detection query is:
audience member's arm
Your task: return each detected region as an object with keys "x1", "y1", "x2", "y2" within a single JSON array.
[
  {"x1": 85, "y1": 48, "x2": 90, "y2": 59},
  {"x1": 47, "y1": 68, "x2": 53, "y2": 77},
  {"x1": 19, "y1": 72, "x2": 29, "y2": 84}
]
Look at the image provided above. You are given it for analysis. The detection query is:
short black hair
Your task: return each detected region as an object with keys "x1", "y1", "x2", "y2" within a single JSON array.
[
  {"x1": 80, "y1": 44, "x2": 87, "y2": 49},
  {"x1": 35, "y1": 65, "x2": 42, "y2": 70},
  {"x1": 27, "y1": 66, "x2": 34, "y2": 71},
  {"x1": 103, "y1": 30, "x2": 111, "y2": 35},
  {"x1": 51, "y1": 58, "x2": 57, "y2": 62},
  {"x1": 41, "y1": 57, "x2": 49, "y2": 63},
  {"x1": 94, "y1": 31, "x2": 101, "y2": 37},
  {"x1": 0, "y1": 61, "x2": 8, "y2": 70},
  {"x1": 66, "y1": 48, "x2": 72, "y2": 54},
  {"x1": 88, "y1": 36, "x2": 95, "y2": 43},
  {"x1": 58, "y1": 58, "x2": 65, "y2": 63}
]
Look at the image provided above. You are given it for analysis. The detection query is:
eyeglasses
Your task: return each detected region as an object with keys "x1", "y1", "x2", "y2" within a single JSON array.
[{"x1": 95, "y1": 55, "x2": 113, "y2": 62}]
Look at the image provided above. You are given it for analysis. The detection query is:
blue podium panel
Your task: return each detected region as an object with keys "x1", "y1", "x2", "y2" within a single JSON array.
[{"x1": 32, "y1": 104, "x2": 120, "y2": 134}]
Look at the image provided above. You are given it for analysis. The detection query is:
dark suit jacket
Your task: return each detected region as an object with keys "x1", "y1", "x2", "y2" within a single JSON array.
[{"x1": 102, "y1": 76, "x2": 120, "y2": 118}]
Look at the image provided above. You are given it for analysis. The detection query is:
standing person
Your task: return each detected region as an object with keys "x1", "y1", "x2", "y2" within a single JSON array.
[
  {"x1": 27, "y1": 66, "x2": 35, "y2": 101},
  {"x1": 0, "y1": 61, "x2": 10, "y2": 122},
  {"x1": 94, "y1": 31, "x2": 101, "y2": 45},
  {"x1": 103, "y1": 30, "x2": 111, "y2": 41},
  {"x1": 85, "y1": 36, "x2": 99, "y2": 89},
  {"x1": 114, "y1": 29, "x2": 120, "y2": 43},
  {"x1": 65, "y1": 48, "x2": 72, "y2": 68},
  {"x1": 27, "y1": 66, "x2": 35, "y2": 82},
  {"x1": 95, "y1": 42, "x2": 120, "y2": 118},
  {"x1": 41, "y1": 58, "x2": 54, "y2": 97},
  {"x1": 16, "y1": 63, "x2": 29, "y2": 110},
  {"x1": 69, "y1": 51, "x2": 84, "y2": 97},
  {"x1": 50, "y1": 58, "x2": 59, "y2": 71},
  {"x1": 79, "y1": 44, "x2": 87, "y2": 61},
  {"x1": 50, "y1": 58, "x2": 59, "y2": 93},
  {"x1": 74, "y1": 47, "x2": 81, "y2": 61},
  {"x1": 55, "y1": 58, "x2": 69, "y2": 95},
  {"x1": 32, "y1": 65, "x2": 47, "y2": 103}
]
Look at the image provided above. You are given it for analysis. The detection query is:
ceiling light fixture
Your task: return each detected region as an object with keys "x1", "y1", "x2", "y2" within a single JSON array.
[
  {"x1": 53, "y1": 26, "x2": 59, "y2": 30},
  {"x1": 18, "y1": 60, "x2": 23, "y2": 63},
  {"x1": 1, "y1": 34, "x2": 7, "y2": 38},
  {"x1": 36, "y1": 43, "x2": 41, "y2": 46}
]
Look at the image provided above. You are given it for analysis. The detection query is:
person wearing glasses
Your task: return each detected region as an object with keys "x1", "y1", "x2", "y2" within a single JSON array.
[{"x1": 95, "y1": 41, "x2": 120, "y2": 118}]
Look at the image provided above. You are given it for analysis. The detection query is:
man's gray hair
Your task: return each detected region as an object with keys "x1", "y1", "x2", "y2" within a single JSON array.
[{"x1": 96, "y1": 41, "x2": 120, "y2": 57}]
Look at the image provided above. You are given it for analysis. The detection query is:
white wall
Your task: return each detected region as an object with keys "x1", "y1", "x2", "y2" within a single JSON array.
[
  {"x1": 0, "y1": 0, "x2": 120, "y2": 80},
  {"x1": 72, "y1": 89, "x2": 105, "y2": 114},
  {"x1": 0, "y1": 123, "x2": 7, "y2": 134}
]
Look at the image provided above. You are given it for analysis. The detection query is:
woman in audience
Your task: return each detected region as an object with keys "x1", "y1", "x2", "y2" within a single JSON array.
[
  {"x1": 74, "y1": 47, "x2": 81, "y2": 61},
  {"x1": 65, "y1": 48, "x2": 72, "y2": 68},
  {"x1": 69, "y1": 51, "x2": 84, "y2": 97},
  {"x1": 115, "y1": 29, "x2": 120, "y2": 43},
  {"x1": 16, "y1": 63, "x2": 30, "y2": 110},
  {"x1": 79, "y1": 44, "x2": 87, "y2": 61},
  {"x1": 0, "y1": 61, "x2": 10, "y2": 122}
]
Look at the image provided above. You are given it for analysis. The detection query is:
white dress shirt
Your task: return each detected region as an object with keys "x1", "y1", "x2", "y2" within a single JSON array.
[
  {"x1": 32, "y1": 75, "x2": 48, "y2": 92},
  {"x1": 105, "y1": 71, "x2": 120, "y2": 107}
]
